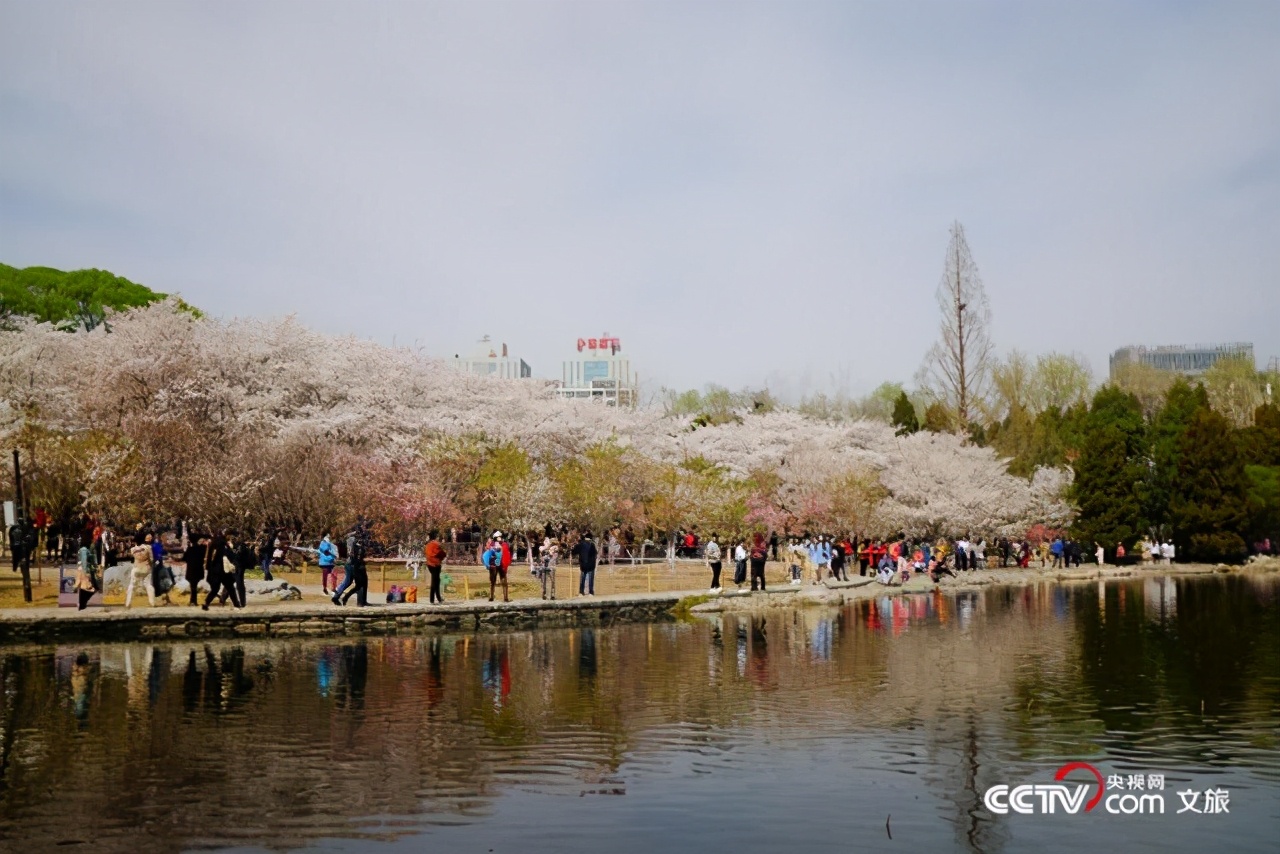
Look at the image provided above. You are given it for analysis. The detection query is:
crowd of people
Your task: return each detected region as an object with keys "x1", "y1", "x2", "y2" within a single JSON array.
[
  {"x1": 28, "y1": 513, "x2": 1198, "y2": 613},
  {"x1": 688, "y1": 531, "x2": 1174, "y2": 592}
]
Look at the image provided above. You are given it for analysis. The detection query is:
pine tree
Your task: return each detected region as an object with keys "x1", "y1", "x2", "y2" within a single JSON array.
[
  {"x1": 891, "y1": 391, "x2": 919, "y2": 436},
  {"x1": 1169, "y1": 407, "x2": 1252, "y2": 562}
]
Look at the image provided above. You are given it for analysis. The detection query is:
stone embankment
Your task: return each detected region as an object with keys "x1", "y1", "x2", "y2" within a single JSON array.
[{"x1": 0, "y1": 594, "x2": 683, "y2": 645}]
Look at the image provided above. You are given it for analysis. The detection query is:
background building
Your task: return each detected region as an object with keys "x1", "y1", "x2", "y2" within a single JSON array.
[
  {"x1": 1109, "y1": 342, "x2": 1254, "y2": 379},
  {"x1": 452, "y1": 335, "x2": 532, "y2": 379},
  {"x1": 554, "y1": 335, "x2": 637, "y2": 406}
]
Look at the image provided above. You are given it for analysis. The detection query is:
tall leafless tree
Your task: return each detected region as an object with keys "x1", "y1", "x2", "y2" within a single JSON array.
[{"x1": 917, "y1": 222, "x2": 994, "y2": 430}]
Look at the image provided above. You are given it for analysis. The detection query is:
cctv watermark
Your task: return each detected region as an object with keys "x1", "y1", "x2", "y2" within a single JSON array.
[{"x1": 983, "y1": 762, "x2": 1230, "y2": 817}]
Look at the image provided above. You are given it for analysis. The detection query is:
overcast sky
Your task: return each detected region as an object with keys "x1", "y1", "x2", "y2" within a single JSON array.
[{"x1": 2, "y1": 1, "x2": 1277, "y2": 399}]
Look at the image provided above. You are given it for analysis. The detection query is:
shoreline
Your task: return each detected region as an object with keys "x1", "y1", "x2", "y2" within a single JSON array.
[
  {"x1": 690, "y1": 560, "x2": 1279, "y2": 614},
  {"x1": 1, "y1": 560, "x2": 1275, "y2": 645}
]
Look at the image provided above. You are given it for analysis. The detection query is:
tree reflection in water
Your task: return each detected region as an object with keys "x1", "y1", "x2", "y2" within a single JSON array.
[{"x1": 0, "y1": 574, "x2": 1275, "y2": 853}]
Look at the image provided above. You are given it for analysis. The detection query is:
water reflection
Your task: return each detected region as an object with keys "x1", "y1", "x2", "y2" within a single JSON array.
[{"x1": 0, "y1": 574, "x2": 1275, "y2": 853}]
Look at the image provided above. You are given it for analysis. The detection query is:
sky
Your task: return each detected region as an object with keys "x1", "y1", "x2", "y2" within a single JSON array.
[{"x1": 2, "y1": 1, "x2": 1278, "y2": 400}]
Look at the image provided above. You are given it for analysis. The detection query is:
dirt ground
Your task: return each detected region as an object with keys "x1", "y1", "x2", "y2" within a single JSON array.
[{"x1": 0, "y1": 557, "x2": 820, "y2": 608}]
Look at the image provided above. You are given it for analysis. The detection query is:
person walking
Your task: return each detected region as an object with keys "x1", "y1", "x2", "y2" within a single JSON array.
[
  {"x1": 182, "y1": 534, "x2": 207, "y2": 606},
  {"x1": 705, "y1": 534, "x2": 722, "y2": 593},
  {"x1": 229, "y1": 534, "x2": 253, "y2": 608},
  {"x1": 424, "y1": 529, "x2": 447, "y2": 604},
  {"x1": 333, "y1": 528, "x2": 359, "y2": 604},
  {"x1": 339, "y1": 533, "x2": 369, "y2": 607},
  {"x1": 573, "y1": 531, "x2": 598, "y2": 596},
  {"x1": 125, "y1": 536, "x2": 156, "y2": 608},
  {"x1": 202, "y1": 533, "x2": 237, "y2": 609},
  {"x1": 317, "y1": 531, "x2": 338, "y2": 595}
]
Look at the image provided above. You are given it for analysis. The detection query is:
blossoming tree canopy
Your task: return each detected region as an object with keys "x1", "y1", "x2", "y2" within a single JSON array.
[{"x1": 0, "y1": 301, "x2": 1071, "y2": 541}]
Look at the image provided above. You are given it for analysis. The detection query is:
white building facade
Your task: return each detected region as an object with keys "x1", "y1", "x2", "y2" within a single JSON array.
[
  {"x1": 452, "y1": 335, "x2": 532, "y2": 379},
  {"x1": 554, "y1": 335, "x2": 637, "y2": 407}
]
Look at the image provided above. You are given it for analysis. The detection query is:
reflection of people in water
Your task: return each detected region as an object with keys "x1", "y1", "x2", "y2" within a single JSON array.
[
  {"x1": 748, "y1": 616, "x2": 769, "y2": 685},
  {"x1": 71, "y1": 652, "x2": 94, "y2": 722},
  {"x1": 482, "y1": 643, "x2": 512, "y2": 708},
  {"x1": 335, "y1": 644, "x2": 367, "y2": 712},
  {"x1": 148, "y1": 648, "x2": 169, "y2": 708},
  {"x1": 425, "y1": 637, "x2": 445, "y2": 711},
  {"x1": 316, "y1": 648, "x2": 336, "y2": 699},
  {"x1": 182, "y1": 650, "x2": 201, "y2": 713},
  {"x1": 577, "y1": 629, "x2": 597, "y2": 686}
]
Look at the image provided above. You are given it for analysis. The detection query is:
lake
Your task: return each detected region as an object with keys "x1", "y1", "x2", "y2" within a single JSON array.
[{"x1": 1, "y1": 573, "x2": 1276, "y2": 853}]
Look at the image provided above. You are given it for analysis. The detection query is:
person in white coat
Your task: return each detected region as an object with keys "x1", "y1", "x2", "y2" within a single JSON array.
[{"x1": 125, "y1": 537, "x2": 156, "y2": 607}]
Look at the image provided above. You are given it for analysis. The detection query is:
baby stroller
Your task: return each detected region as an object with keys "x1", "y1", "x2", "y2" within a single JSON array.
[{"x1": 533, "y1": 554, "x2": 556, "y2": 600}]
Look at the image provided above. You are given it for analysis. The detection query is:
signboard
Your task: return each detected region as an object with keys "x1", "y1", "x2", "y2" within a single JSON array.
[
  {"x1": 576, "y1": 336, "x2": 621, "y2": 354},
  {"x1": 3, "y1": 501, "x2": 13, "y2": 527}
]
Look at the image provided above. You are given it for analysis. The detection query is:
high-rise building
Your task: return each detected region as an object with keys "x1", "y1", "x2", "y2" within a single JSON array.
[
  {"x1": 452, "y1": 335, "x2": 532, "y2": 379},
  {"x1": 554, "y1": 335, "x2": 637, "y2": 406},
  {"x1": 1109, "y1": 342, "x2": 1253, "y2": 380}
]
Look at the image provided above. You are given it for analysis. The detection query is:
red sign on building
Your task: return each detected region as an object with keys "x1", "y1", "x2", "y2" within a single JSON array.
[{"x1": 577, "y1": 336, "x2": 621, "y2": 354}]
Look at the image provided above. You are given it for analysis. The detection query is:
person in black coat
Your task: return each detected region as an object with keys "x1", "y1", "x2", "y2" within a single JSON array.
[
  {"x1": 571, "y1": 532, "x2": 598, "y2": 596},
  {"x1": 183, "y1": 534, "x2": 207, "y2": 607},
  {"x1": 202, "y1": 533, "x2": 242, "y2": 610}
]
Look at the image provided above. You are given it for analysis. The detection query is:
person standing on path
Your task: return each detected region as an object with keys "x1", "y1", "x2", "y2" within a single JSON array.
[
  {"x1": 424, "y1": 530, "x2": 447, "y2": 604},
  {"x1": 75, "y1": 538, "x2": 99, "y2": 610},
  {"x1": 733, "y1": 541, "x2": 748, "y2": 588},
  {"x1": 483, "y1": 531, "x2": 511, "y2": 603},
  {"x1": 705, "y1": 535, "x2": 722, "y2": 592},
  {"x1": 182, "y1": 534, "x2": 207, "y2": 606},
  {"x1": 317, "y1": 531, "x2": 338, "y2": 595},
  {"x1": 573, "y1": 531, "x2": 598, "y2": 596},
  {"x1": 749, "y1": 533, "x2": 768, "y2": 592},
  {"x1": 258, "y1": 530, "x2": 275, "y2": 582}
]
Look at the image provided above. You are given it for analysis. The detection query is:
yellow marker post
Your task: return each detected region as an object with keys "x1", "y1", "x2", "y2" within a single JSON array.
[
  {"x1": 464, "y1": 575, "x2": 470, "y2": 600},
  {"x1": 380, "y1": 563, "x2": 387, "y2": 593},
  {"x1": 647, "y1": 564, "x2": 652, "y2": 593}
]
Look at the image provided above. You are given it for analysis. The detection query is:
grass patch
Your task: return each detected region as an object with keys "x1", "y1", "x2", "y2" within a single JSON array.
[{"x1": 671, "y1": 594, "x2": 711, "y2": 620}]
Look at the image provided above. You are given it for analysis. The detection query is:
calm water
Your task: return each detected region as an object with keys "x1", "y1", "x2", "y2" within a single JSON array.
[{"x1": 1, "y1": 574, "x2": 1277, "y2": 854}]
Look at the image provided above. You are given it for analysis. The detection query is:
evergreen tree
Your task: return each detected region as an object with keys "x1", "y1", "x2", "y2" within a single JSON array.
[
  {"x1": 1240, "y1": 403, "x2": 1280, "y2": 467},
  {"x1": 1168, "y1": 407, "x2": 1252, "y2": 562},
  {"x1": 891, "y1": 391, "x2": 919, "y2": 436},
  {"x1": 1070, "y1": 387, "x2": 1147, "y2": 552},
  {"x1": 1144, "y1": 379, "x2": 1210, "y2": 535}
]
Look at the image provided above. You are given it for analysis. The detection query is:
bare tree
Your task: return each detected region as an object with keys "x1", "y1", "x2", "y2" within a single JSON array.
[{"x1": 918, "y1": 222, "x2": 994, "y2": 429}]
